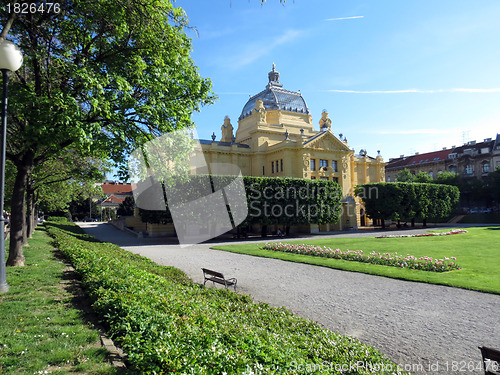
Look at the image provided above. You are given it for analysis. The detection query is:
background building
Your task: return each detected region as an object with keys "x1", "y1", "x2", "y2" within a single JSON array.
[
  {"x1": 196, "y1": 66, "x2": 385, "y2": 231},
  {"x1": 386, "y1": 135, "x2": 500, "y2": 182},
  {"x1": 100, "y1": 181, "x2": 134, "y2": 212}
]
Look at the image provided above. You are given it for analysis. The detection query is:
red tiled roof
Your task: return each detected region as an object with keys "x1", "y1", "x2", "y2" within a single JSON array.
[
  {"x1": 386, "y1": 149, "x2": 451, "y2": 170},
  {"x1": 101, "y1": 182, "x2": 133, "y2": 195},
  {"x1": 102, "y1": 195, "x2": 125, "y2": 204}
]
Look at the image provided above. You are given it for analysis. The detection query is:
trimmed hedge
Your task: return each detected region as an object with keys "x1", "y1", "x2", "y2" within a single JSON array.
[
  {"x1": 355, "y1": 182, "x2": 460, "y2": 225},
  {"x1": 46, "y1": 222, "x2": 407, "y2": 374},
  {"x1": 138, "y1": 175, "x2": 342, "y2": 227},
  {"x1": 46, "y1": 216, "x2": 68, "y2": 222}
]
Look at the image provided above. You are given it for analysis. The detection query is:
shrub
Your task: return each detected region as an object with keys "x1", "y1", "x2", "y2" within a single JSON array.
[
  {"x1": 139, "y1": 175, "x2": 343, "y2": 228},
  {"x1": 45, "y1": 222, "x2": 407, "y2": 374},
  {"x1": 46, "y1": 216, "x2": 68, "y2": 222}
]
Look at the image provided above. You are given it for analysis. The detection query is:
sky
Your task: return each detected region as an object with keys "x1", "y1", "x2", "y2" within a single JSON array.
[{"x1": 173, "y1": 0, "x2": 500, "y2": 161}]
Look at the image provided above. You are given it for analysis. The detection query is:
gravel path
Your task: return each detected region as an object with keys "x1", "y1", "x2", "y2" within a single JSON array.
[{"x1": 77, "y1": 222, "x2": 500, "y2": 374}]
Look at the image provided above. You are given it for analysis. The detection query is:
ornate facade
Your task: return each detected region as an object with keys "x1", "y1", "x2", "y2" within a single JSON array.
[{"x1": 197, "y1": 65, "x2": 386, "y2": 231}]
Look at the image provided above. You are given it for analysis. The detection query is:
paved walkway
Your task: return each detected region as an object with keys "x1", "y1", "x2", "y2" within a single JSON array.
[{"x1": 77, "y1": 222, "x2": 500, "y2": 374}]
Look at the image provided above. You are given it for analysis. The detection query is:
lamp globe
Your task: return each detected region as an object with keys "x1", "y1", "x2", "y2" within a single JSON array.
[{"x1": 0, "y1": 40, "x2": 23, "y2": 72}]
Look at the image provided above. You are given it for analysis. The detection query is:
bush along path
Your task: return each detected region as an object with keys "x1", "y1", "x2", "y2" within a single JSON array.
[{"x1": 45, "y1": 221, "x2": 409, "y2": 374}]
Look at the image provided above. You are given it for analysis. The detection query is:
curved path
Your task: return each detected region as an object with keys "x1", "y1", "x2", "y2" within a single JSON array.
[{"x1": 78, "y1": 222, "x2": 500, "y2": 374}]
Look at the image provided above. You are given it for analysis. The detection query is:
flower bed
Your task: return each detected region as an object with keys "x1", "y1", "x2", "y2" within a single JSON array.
[
  {"x1": 261, "y1": 243, "x2": 460, "y2": 272},
  {"x1": 376, "y1": 229, "x2": 467, "y2": 238}
]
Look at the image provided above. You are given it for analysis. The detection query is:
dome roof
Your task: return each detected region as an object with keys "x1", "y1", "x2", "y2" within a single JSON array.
[{"x1": 239, "y1": 65, "x2": 310, "y2": 120}]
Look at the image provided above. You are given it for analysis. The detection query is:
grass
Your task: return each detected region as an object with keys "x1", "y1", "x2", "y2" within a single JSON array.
[
  {"x1": 212, "y1": 226, "x2": 500, "y2": 294},
  {"x1": 45, "y1": 221, "x2": 409, "y2": 374},
  {"x1": 0, "y1": 228, "x2": 125, "y2": 375}
]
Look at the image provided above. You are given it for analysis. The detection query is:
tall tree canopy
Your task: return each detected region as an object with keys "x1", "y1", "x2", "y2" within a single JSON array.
[{"x1": 1, "y1": 0, "x2": 214, "y2": 265}]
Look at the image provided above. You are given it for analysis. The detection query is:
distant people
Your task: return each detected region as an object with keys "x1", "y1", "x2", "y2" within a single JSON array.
[{"x1": 277, "y1": 228, "x2": 284, "y2": 237}]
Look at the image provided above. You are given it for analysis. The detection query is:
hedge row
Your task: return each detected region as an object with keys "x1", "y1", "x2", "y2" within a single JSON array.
[
  {"x1": 138, "y1": 175, "x2": 342, "y2": 227},
  {"x1": 46, "y1": 221, "x2": 406, "y2": 374},
  {"x1": 355, "y1": 182, "x2": 460, "y2": 225}
]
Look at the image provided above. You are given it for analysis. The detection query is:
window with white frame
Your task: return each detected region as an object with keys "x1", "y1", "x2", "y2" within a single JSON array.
[{"x1": 465, "y1": 164, "x2": 473, "y2": 174}]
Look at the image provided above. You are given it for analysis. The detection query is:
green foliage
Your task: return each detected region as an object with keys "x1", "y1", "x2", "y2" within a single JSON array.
[
  {"x1": 6, "y1": 0, "x2": 214, "y2": 169},
  {"x1": 117, "y1": 196, "x2": 135, "y2": 216},
  {"x1": 46, "y1": 216, "x2": 68, "y2": 222},
  {"x1": 244, "y1": 176, "x2": 342, "y2": 226},
  {"x1": 66, "y1": 197, "x2": 101, "y2": 221},
  {"x1": 45, "y1": 222, "x2": 405, "y2": 374},
  {"x1": 102, "y1": 208, "x2": 117, "y2": 221},
  {"x1": 395, "y1": 168, "x2": 415, "y2": 182},
  {"x1": 3, "y1": 0, "x2": 215, "y2": 264},
  {"x1": 434, "y1": 171, "x2": 460, "y2": 186},
  {"x1": 0, "y1": 230, "x2": 119, "y2": 374},
  {"x1": 414, "y1": 171, "x2": 433, "y2": 183},
  {"x1": 33, "y1": 152, "x2": 108, "y2": 214},
  {"x1": 355, "y1": 182, "x2": 460, "y2": 223},
  {"x1": 139, "y1": 175, "x2": 342, "y2": 227}
]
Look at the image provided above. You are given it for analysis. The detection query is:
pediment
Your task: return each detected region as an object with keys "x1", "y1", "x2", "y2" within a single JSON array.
[{"x1": 304, "y1": 131, "x2": 351, "y2": 152}]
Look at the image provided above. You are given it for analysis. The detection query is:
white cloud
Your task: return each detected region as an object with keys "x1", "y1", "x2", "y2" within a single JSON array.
[
  {"x1": 328, "y1": 88, "x2": 500, "y2": 94},
  {"x1": 325, "y1": 16, "x2": 364, "y2": 21}
]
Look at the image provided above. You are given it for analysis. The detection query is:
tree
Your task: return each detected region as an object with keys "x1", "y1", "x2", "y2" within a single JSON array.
[
  {"x1": 414, "y1": 171, "x2": 433, "y2": 183},
  {"x1": 485, "y1": 166, "x2": 500, "y2": 206},
  {"x1": 435, "y1": 171, "x2": 460, "y2": 186},
  {"x1": 26, "y1": 151, "x2": 108, "y2": 237},
  {"x1": 117, "y1": 196, "x2": 135, "y2": 217},
  {"x1": 2, "y1": 1, "x2": 214, "y2": 266},
  {"x1": 395, "y1": 168, "x2": 415, "y2": 182},
  {"x1": 356, "y1": 182, "x2": 459, "y2": 228}
]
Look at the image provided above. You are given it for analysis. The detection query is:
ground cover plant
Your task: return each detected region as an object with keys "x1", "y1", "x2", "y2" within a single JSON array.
[
  {"x1": 261, "y1": 243, "x2": 460, "y2": 272},
  {"x1": 213, "y1": 226, "x2": 500, "y2": 294},
  {"x1": 0, "y1": 229, "x2": 120, "y2": 375},
  {"x1": 45, "y1": 221, "x2": 408, "y2": 374}
]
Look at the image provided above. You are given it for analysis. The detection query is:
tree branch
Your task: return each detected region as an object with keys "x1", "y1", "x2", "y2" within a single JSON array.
[{"x1": 0, "y1": 1, "x2": 19, "y2": 43}]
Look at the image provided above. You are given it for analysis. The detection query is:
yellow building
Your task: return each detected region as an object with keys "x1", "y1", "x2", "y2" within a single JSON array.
[{"x1": 198, "y1": 65, "x2": 386, "y2": 231}]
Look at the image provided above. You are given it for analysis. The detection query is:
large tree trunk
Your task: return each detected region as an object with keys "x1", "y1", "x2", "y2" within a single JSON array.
[{"x1": 7, "y1": 163, "x2": 31, "y2": 267}]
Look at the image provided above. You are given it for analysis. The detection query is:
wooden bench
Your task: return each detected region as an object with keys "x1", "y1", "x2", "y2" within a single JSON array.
[
  {"x1": 202, "y1": 268, "x2": 237, "y2": 290},
  {"x1": 479, "y1": 346, "x2": 500, "y2": 375}
]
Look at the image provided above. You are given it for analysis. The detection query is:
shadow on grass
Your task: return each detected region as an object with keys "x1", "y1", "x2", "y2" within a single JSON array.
[
  {"x1": 43, "y1": 222, "x2": 103, "y2": 243},
  {"x1": 53, "y1": 249, "x2": 138, "y2": 374}
]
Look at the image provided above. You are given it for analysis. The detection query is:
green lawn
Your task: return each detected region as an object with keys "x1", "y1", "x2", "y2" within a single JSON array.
[
  {"x1": 212, "y1": 226, "x2": 500, "y2": 294},
  {"x1": 0, "y1": 229, "x2": 124, "y2": 375}
]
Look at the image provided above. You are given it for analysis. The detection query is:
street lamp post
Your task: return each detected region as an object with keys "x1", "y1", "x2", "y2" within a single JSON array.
[{"x1": 0, "y1": 40, "x2": 23, "y2": 293}]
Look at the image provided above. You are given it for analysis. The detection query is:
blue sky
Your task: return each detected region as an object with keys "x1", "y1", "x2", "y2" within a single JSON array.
[{"x1": 175, "y1": 0, "x2": 500, "y2": 160}]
